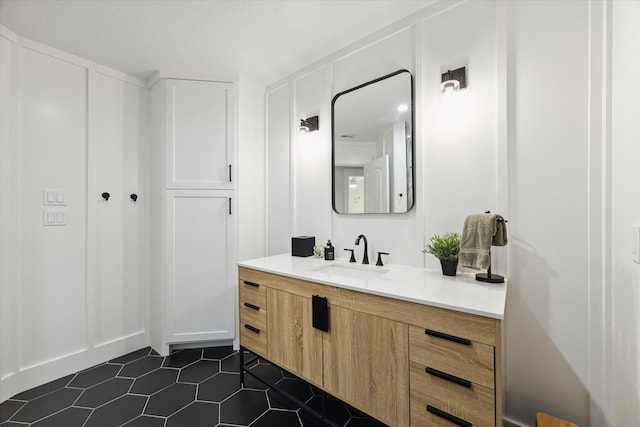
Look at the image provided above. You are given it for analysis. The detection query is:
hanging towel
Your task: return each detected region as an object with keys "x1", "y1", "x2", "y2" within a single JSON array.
[{"x1": 459, "y1": 213, "x2": 508, "y2": 269}]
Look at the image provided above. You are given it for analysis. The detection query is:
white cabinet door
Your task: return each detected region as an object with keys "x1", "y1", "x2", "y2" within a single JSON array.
[
  {"x1": 165, "y1": 79, "x2": 233, "y2": 189},
  {"x1": 165, "y1": 190, "x2": 234, "y2": 343}
]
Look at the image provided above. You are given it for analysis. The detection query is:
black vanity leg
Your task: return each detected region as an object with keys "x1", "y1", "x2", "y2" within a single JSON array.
[
  {"x1": 239, "y1": 345, "x2": 245, "y2": 386},
  {"x1": 320, "y1": 392, "x2": 326, "y2": 422}
]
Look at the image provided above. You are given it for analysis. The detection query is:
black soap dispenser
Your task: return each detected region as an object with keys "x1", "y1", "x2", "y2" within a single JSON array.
[{"x1": 324, "y1": 240, "x2": 335, "y2": 261}]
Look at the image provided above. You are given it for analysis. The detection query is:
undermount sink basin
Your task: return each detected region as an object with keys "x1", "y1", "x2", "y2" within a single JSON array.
[{"x1": 311, "y1": 263, "x2": 389, "y2": 280}]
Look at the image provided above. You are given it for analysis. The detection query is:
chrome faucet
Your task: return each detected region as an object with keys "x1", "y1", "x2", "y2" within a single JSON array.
[{"x1": 355, "y1": 234, "x2": 369, "y2": 264}]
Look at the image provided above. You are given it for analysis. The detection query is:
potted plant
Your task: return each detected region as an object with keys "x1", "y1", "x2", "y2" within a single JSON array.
[{"x1": 422, "y1": 232, "x2": 461, "y2": 276}]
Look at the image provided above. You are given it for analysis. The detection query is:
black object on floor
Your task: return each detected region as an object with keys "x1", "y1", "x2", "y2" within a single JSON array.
[{"x1": 0, "y1": 347, "x2": 386, "y2": 426}]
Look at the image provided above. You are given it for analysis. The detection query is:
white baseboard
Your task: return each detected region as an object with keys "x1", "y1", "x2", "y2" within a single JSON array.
[
  {"x1": 503, "y1": 415, "x2": 532, "y2": 427},
  {"x1": 1, "y1": 332, "x2": 148, "y2": 403}
]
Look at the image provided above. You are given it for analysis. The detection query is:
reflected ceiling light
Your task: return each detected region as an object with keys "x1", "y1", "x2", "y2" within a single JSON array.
[
  {"x1": 299, "y1": 115, "x2": 319, "y2": 132},
  {"x1": 397, "y1": 104, "x2": 408, "y2": 112},
  {"x1": 440, "y1": 67, "x2": 467, "y2": 93}
]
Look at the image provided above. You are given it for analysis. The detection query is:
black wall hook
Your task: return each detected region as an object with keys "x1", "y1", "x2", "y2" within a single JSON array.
[
  {"x1": 130, "y1": 194, "x2": 138, "y2": 202},
  {"x1": 101, "y1": 192, "x2": 110, "y2": 201}
]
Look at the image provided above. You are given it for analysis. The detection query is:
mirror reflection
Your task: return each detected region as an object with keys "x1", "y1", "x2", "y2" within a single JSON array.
[{"x1": 332, "y1": 70, "x2": 414, "y2": 214}]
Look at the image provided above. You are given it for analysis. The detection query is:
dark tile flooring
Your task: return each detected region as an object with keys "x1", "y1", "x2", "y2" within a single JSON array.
[{"x1": 0, "y1": 347, "x2": 386, "y2": 427}]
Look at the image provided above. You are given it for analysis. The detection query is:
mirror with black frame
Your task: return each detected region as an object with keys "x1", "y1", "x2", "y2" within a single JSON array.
[{"x1": 332, "y1": 69, "x2": 414, "y2": 214}]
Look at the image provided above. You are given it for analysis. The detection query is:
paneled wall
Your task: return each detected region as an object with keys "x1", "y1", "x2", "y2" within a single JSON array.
[
  {"x1": 506, "y1": 2, "x2": 591, "y2": 424},
  {"x1": 610, "y1": 1, "x2": 640, "y2": 425},
  {"x1": 264, "y1": 1, "x2": 635, "y2": 426},
  {"x1": 237, "y1": 77, "x2": 266, "y2": 262},
  {"x1": 266, "y1": 0, "x2": 499, "y2": 269},
  {"x1": 0, "y1": 25, "x2": 148, "y2": 401},
  {"x1": 265, "y1": 84, "x2": 292, "y2": 256}
]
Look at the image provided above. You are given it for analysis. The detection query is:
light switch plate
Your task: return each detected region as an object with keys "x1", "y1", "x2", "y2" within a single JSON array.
[
  {"x1": 43, "y1": 209, "x2": 66, "y2": 226},
  {"x1": 43, "y1": 189, "x2": 66, "y2": 206},
  {"x1": 632, "y1": 224, "x2": 640, "y2": 264}
]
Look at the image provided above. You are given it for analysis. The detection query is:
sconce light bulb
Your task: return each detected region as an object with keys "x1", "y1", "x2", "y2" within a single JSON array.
[{"x1": 440, "y1": 79, "x2": 460, "y2": 93}]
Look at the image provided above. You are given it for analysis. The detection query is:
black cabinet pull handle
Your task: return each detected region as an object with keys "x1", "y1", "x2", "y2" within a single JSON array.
[
  {"x1": 243, "y1": 302, "x2": 260, "y2": 311},
  {"x1": 244, "y1": 324, "x2": 260, "y2": 334},
  {"x1": 130, "y1": 193, "x2": 138, "y2": 202},
  {"x1": 426, "y1": 367, "x2": 472, "y2": 388},
  {"x1": 101, "y1": 192, "x2": 110, "y2": 201},
  {"x1": 425, "y1": 329, "x2": 471, "y2": 346},
  {"x1": 243, "y1": 281, "x2": 260, "y2": 288},
  {"x1": 426, "y1": 405, "x2": 472, "y2": 427},
  {"x1": 228, "y1": 164, "x2": 232, "y2": 182},
  {"x1": 312, "y1": 295, "x2": 329, "y2": 332},
  {"x1": 228, "y1": 197, "x2": 232, "y2": 215}
]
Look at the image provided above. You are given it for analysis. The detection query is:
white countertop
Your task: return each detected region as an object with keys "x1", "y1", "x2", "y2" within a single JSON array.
[{"x1": 238, "y1": 253, "x2": 507, "y2": 320}]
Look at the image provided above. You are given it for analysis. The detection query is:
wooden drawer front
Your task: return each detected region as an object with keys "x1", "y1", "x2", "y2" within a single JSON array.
[
  {"x1": 409, "y1": 305, "x2": 498, "y2": 347},
  {"x1": 238, "y1": 276, "x2": 268, "y2": 357},
  {"x1": 240, "y1": 301, "x2": 266, "y2": 331},
  {"x1": 409, "y1": 326, "x2": 494, "y2": 389},
  {"x1": 410, "y1": 362, "x2": 494, "y2": 427},
  {"x1": 412, "y1": 399, "x2": 475, "y2": 427},
  {"x1": 239, "y1": 279, "x2": 267, "y2": 306},
  {"x1": 240, "y1": 321, "x2": 267, "y2": 356},
  {"x1": 239, "y1": 280, "x2": 267, "y2": 328}
]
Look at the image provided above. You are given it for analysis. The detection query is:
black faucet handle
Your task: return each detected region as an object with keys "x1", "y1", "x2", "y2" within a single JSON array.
[
  {"x1": 376, "y1": 252, "x2": 390, "y2": 267},
  {"x1": 344, "y1": 248, "x2": 356, "y2": 263}
]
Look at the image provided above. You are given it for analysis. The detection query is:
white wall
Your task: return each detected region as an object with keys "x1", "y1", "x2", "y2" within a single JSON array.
[
  {"x1": 0, "y1": 25, "x2": 148, "y2": 401},
  {"x1": 611, "y1": 1, "x2": 640, "y2": 425},
  {"x1": 293, "y1": 66, "x2": 332, "y2": 248},
  {"x1": 238, "y1": 78, "x2": 266, "y2": 262},
  {"x1": 265, "y1": 1, "x2": 636, "y2": 426},
  {"x1": 0, "y1": 27, "x2": 20, "y2": 396},
  {"x1": 92, "y1": 71, "x2": 147, "y2": 349},
  {"x1": 266, "y1": 1, "x2": 499, "y2": 269},
  {"x1": 506, "y1": 1, "x2": 591, "y2": 424},
  {"x1": 421, "y1": 0, "x2": 499, "y2": 271},
  {"x1": 329, "y1": 26, "x2": 423, "y2": 265},
  {"x1": 265, "y1": 84, "x2": 291, "y2": 255}
]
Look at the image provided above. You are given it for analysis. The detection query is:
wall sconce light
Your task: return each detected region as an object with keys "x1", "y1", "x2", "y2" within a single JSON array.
[
  {"x1": 440, "y1": 67, "x2": 467, "y2": 93},
  {"x1": 299, "y1": 115, "x2": 319, "y2": 132}
]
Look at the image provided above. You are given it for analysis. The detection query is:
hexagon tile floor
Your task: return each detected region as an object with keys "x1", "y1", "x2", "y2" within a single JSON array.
[{"x1": 0, "y1": 347, "x2": 386, "y2": 427}]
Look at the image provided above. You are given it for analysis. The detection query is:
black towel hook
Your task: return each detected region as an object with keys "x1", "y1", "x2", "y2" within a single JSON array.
[{"x1": 101, "y1": 192, "x2": 110, "y2": 201}]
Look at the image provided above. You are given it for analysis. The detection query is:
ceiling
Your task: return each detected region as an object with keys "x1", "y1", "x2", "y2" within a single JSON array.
[{"x1": 0, "y1": 0, "x2": 435, "y2": 87}]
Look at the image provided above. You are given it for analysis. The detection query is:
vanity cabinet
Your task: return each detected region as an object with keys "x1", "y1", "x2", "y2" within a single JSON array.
[
  {"x1": 323, "y1": 306, "x2": 409, "y2": 425},
  {"x1": 238, "y1": 266, "x2": 503, "y2": 427},
  {"x1": 239, "y1": 267, "x2": 409, "y2": 425},
  {"x1": 408, "y1": 322, "x2": 497, "y2": 427},
  {"x1": 239, "y1": 278, "x2": 268, "y2": 356},
  {"x1": 267, "y1": 289, "x2": 324, "y2": 386},
  {"x1": 149, "y1": 76, "x2": 235, "y2": 355}
]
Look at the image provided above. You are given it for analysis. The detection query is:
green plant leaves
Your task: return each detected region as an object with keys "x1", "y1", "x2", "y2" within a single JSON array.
[{"x1": 422, "y1": 232, "x2": 460, "y2": 261}]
